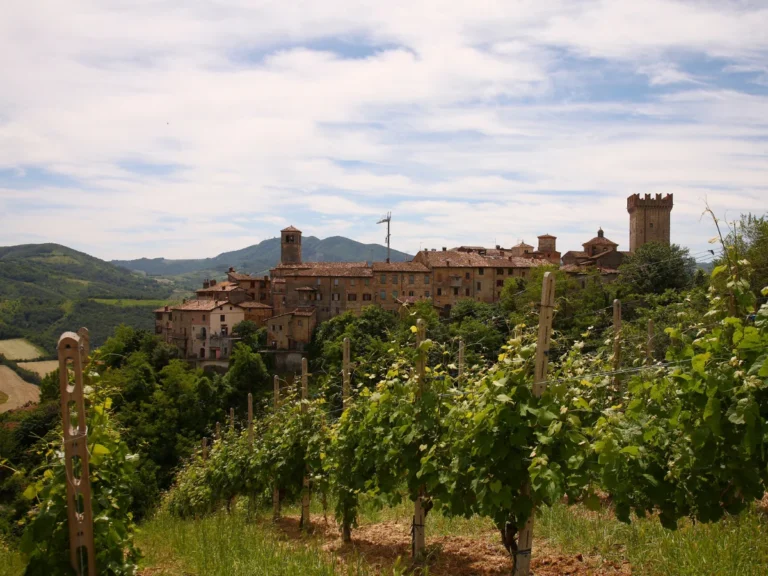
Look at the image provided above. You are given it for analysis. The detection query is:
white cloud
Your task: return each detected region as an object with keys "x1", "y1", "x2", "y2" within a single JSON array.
[{"x1": 0, "y1": 0, "x2": 766, "y2": 260}]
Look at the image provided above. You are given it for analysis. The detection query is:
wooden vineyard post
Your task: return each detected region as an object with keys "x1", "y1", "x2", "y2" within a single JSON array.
[
  {"x1": 646, "y1": 319, "x2": 654, "y2": 366},
  {"x1": 58, "y1": 332, "x2": 96, "y2": 576},
  {"x1": 77, "y1": 327, "x2": 90, "y2": 363},
  {"x1": 248, "y1": 393, "x2": 254, "y2": 445},
  {"x1": 514, "y1": 271, "x2": 555, "y2": 576},
  {"x1": 300, "y1": 358, "x2": 311, "y2": 530},
  {"x1": 215, "y1": 421, "x2": 221, "y2": 441},
  {"x1": 458, "y1": 339, "x2": 465, "y2": 381},
  {"x1": 202, "y1": 437, "x2": 208, "y2": 461},
  {"x1": 230, "y1": 407, "x2": 235, "y2": 433},
  {"x1": 272, "y1": 375, "x2": 280, "y2": 521},
  {"x1": 612, "y1": 299, "x2": 622, "y2": 390},
  {"x1": 412, "y1": 318, "x2": 427, "y2": 560},
  {"x1": 342, "y1": 337, "x2": 350, "y2": 409}
]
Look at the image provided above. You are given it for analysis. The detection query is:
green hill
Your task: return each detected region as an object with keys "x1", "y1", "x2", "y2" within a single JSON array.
[
  {"x1": 112, "y1": 235, "x2": 412, "y2": 277},
  {"x1": 0, "y1": 244, "x2": 175, "y2": 353}
]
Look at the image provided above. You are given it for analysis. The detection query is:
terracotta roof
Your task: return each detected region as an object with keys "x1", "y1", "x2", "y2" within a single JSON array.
[
  {"x1": 583, "y1": 237, "x2": 618, "y2": 247},
  {"x1": 295, "y1": 286, "x2": 317, "y2": 291},
  {"x1": 279, "y1": 264, "x2": 373, "y2": 278},
  {"x1": 271, "y1": 307, "x2": 317, "y2": 320},
  {"x1": 238, "y1": 302, "x2": 273, "y2": 309},
  {"x1": 537, "y1": 234, "x2": 557, "y2": 239},
  {"x1": 154, "y1": 307, "x2": 170, "y2": 313},
  {"x1": 483, "y1": 257, "x2": 550, "y2": 268},
  {"x1": 563, "y1": 250, "x2": 588, "y2": 259},
  {"x1": 415, "y1": 250, "x2": 490, "y2": 268},
  {"x1": 273, "y1": 278, "x2": 286, "y2": 283},
  {"x1": 276, "y1": 261, "x2": 368, "y2": 270},
  {"x1": 512, "y1": 242, "x2": 534, "y2": 248},
  {"x1": 228, "y1": 272, "x2": 260, "y2": 281},
  {"x1": 281, "y1": 225, "x2": 301, "y2": 232},
  {"x1": 172, "y1": 300, "x2": 239, "y2": 311},
  {"x1": 371, "y1": 261, "x2": 430, "y2": 273},
  {"x1": 196, "y1": 281, "x2": 243, "y2": 293}
]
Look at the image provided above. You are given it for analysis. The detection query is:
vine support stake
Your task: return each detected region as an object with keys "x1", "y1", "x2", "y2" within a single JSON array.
[
  {"x1": 412, "y1": 318, "x2": 427, "y2": 560},
  {"x1": 458, "y1": 339, "x2": 465, "y2": 381},
  {"x1": 247, "y1": 393, "x2": 253, "y2": 446},
  {"x1": 300, "y1": 358, "x2": 311, "y2": 531},
  {"x1": 202, "y1": 437, "x2": 207, "y2": 461},
  {"x1": 273, "y1": 375, "x2": 281, "y2": 521},
  {"x1": 58, "y1": 332, "x2": 96, "y2": 576},
  {"x1": 612, "y1": 299, "x2": 622, "y2": 390},
  {"x1": 515, "y1": 271, "x2": 555, "y2": 576},
  {"x1": 342, "y1": 337, "x2": 351, "y2": 409},
  {"x1": 646, "y1": 319, "x2": 654, "y2": 366},
  {"x1": 230, "y1": 407, "x2": 235, "y2": 433}
]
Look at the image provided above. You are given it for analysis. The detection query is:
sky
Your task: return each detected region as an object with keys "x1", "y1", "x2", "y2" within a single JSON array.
[{"x1": 1, "y1": 1, "x2": 767, "y2": 264}]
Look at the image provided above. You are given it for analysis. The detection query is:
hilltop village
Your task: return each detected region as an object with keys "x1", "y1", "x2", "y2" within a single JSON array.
[{"x1": 155, "y1": 193, "x2": 673, "y2": 363}]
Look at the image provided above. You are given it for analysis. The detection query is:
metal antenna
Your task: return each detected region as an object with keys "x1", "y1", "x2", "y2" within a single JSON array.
[{"x1": 377, "y1": 212, "x2": 392, "y2": 263}]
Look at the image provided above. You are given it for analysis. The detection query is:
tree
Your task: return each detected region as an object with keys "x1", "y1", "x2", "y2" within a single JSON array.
[
  {"x1": 728, "y1": 214, "x2": 768, "y2": 300},
  {"x1": 225, "y1": 342, "x2": 270, "y2": 406},
  {"x1": 617, "y1": 242, "x2": 696, "y2": 296},
  {"x1": 232, "y1": 320, "x2": 266, "y2": 351}
]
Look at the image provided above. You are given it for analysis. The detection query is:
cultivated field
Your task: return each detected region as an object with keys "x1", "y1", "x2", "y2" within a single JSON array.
[
  {"x1": 17, "y1": 360, "x2": 59, "y2": 378},
  {"x1": 91, "y1": 298, "x2": 171, "y2": 307},
  {"x1": 0, "y1": 366, "x2": 40, "y2": 413},
  {"x1": 0, "y1": 338, "x2": 45, "y2": 361}
]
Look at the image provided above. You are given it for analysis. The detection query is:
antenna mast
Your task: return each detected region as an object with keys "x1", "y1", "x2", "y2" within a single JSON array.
[{"x1": 377, "y1": 212, "x2": 392, "y2": 263}]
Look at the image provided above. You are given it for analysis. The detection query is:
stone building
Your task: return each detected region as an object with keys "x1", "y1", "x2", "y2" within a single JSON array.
[
  {"x1": 267, "y1": 308, "x2": 317, "y2": 351},
  {"x1": 371, "y1": 261, "x2": 432, "y2": 311},
  {"x1": 169, "y1": 299, "x2": 245, "y2": 361},
  {"x1": 627, "y1": 193, "x2": 674, "y2": 252},
  {"x1": 226, "y1": 267, "x2": 271, "y2": 303},
  {"x1": 154, "y1": 306, "x2": 173, "y2": 342}
]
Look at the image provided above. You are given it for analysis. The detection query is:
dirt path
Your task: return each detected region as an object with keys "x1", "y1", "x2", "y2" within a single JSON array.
[
  {"x1": 0, "y1": 366, "x2": 40, "y2": 413},
  {"x1": 275, "y1": 515, "x2": 632, "y2": 576}
]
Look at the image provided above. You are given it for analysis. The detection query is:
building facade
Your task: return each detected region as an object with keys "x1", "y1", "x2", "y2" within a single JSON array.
[{"x1": 627, "y1": 193, "x2": 674, "y2": 252}]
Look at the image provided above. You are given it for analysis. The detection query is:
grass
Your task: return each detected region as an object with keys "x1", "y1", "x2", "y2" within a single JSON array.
[
  {"x1": 138, "y1": 511, "x2": 377, "y2": 576},
  {"x1": 90, "y1": 298, "x2": 172, "y2": 307},
  {"x1": 0, "y1": 539, "x2": 25, "y2": 576},
  {"x1": 0, "y1": 339, "x2": 45, "y2": 361},
  {"x1": 537, "y1": 502, "x2": 768, "y2": 576}
]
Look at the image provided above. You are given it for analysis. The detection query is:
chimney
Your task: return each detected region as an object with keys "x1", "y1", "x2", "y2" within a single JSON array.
[
  {"x1": 442, "y1": 247, "x2": 447, "y2": 251},
  {"x1": 182, "y1": 298, "x2": 187, "y2": 304},
  {"x1": 203, "y1": 279, "x2": 210, "y2": 289},
  {"x1": 228, "y1": 266, "x2": 235, "y2": 273},
  {"x1": 211, "y1": 279, "x2": 217, "y2": 286},
  {"x1": 164, "y1": 305, "x2": 169, "y2": 312},
  {"x1": 496, "y1": 244, "x2": 501, "y2": 250}
]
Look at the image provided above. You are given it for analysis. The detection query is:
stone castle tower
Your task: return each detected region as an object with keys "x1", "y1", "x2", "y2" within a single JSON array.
[
  {"x1": 280, "y1": 225, "x2": 302, "y2": 265},
  {"x1": 627, "y1": 193, "x2": 673, "y2": 252}
]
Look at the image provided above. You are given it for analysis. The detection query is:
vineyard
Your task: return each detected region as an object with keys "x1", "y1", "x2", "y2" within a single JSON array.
[{"x1": 4, "y1": 227, "x2": 768, "y2": 575}]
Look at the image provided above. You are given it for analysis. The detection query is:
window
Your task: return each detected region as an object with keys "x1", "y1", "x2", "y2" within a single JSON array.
[
  {"x1": 508, "y1": 268, "x2": 513, "y2": 275},
  {"x1": 409, "y1": 275, "x2": 415, "y2": 284},
  {"x1": 497, "y1": 279, "x2": 503, "y2": 287},
  {"x1": 298, "y1": 320, "x2": 303, "y2": 327},
  {"x1": 202, "y1": 315, "x2": 206, "y2": 320},
  {"x1": 465, "y1": 288, "x2": 470, "y2": 296},
  {"x1": 392, "y1": 291, "x2": 398, "y2": 300},
  {"x1": 476, "y1": 282, "x2": 481, "y2": 291},
  {"x1": 260, "y1": 293, "x2": 266, "y2": 300},
  {"x1": 465, "y1": 272, "x2": 470, "y2": 280},
  {"x1": 478, "y1": 267, "x2": 485, "y2": 275},
  {"x1": 437, "y1": 273, "x2": 442, "y2": 281},
  {"x1": 453, "y1": 287, "x2": 459, "y2": 296},
  {"x1": 437, "y1": 288, "x2": 442, "y2": 296},
  {"x1": 348, "y1": 293, "x2": 357, "y2": 301},
  {"x1": 363, "y1": 293, "x2": 372, "y2": 301},
  {"x1": 286, "y1": 234, "x2": 295, "y2": 243},
  {"x1": 649, "y1": 222, "x2": 654, "y2": 228},
  {"x1": 279, "y1": 325, "x2": 283, "y2": 331},
  {"x1": 497, "y1": 268, "x2": 504, "y2": 275},
  {"x1": 229, "y1": 306, "x2": 232, "y2": 310},
  {"x1": 251, "y1": 281, "x2": 255, "y2": 288},
  {"x1": 272, "y1": 324, "x2": 276, "y2": 331},
  {"x1": 221, "y1": 325, "x2": 228, "y2": 336},
  {"x1": 364, "y1": 278, "x2": 369, "y2": 286},
  {"x1": 334, "y1": 278, "x2": 339, "y2": 286},
  {"x1": 380, "y1": 291, "x2": 386, "y2": 300},
  {"x1": 424, "y1": 276, "x2": 430, "y2": 285},
  {"x1": 332, "y1": 293, "x2": 340, "y2": 301},
  {"x1": 425, "y1": 291, "x2": 430, "y2": 298},
  {"x1": 350, "y1": 279, "x2": 355, "y2": 286},
  {"x1": 408, "y1": 290, "x2": 414, "y2": 297},
  {"x1": 380, "y1": 274, "x2": 387, "y2": 284},
  {"x1": 317, "y1": 278, "x2": 322, "y2": 285},
  {"x1": 392, "y1": 275, "x2": 398, "y2": 284},
  {"x1": 220, "y1": 315, "x2": 225, "y2": 321},
  {"x1": 316, "y1": 293, "x2": 323, "y2": 301}
]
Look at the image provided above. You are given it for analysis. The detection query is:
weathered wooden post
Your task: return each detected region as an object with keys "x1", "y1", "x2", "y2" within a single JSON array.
[
  {"x1": 230, "y1": 407, "x2": 235, "y2": 433},
  {"x1": 58, "y1": 332, "x2": 96, "y2": 576},
  {"x1": 215, "y1": 421, "x2": 221, "y2": 441},
  {"x1": 458, "y1": 339, "x2": 465, "y2": 381},
  {"x1": 612, "y1": 299, "x2": 622, "y2": 389},
  {"x1": 202, "y1": 437, "x2": 208, "y2": 461},
  {"x1": 514, "y1": 271, "x2": 555, "y2": 576},
  {"x1": 300, "y1": 358, "x2": 311, "y2": 530},
  {"x1": 342, "y1": 337, "x2": 350, "y2": 409},
  {"x1": 273, "y1": 374, "x2": 280, "y2": 521},
  {"x1": 646, "y1": 319, "x2": 654, "y2": 366},
  {"x1": 412, "y1": 318, "x2": 427, "y2": 560},
  {"x1": 77, "y1": 327, "x2": 90, "y2": 363},
  {"x1": 248, "y1": 393, "x2": 254, "y2": 445}
]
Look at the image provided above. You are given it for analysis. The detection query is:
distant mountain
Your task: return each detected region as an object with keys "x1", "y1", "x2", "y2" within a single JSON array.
[
  {"x1": 0, "y1": 244, "x2": 174, "y2": 352},
  {"x1": 112, "y1": 235, "x2": 412, "y2": 277}
]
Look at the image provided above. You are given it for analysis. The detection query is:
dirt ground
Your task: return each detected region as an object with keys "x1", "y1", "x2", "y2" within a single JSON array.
[
  {"x1": 0, "y1": 366, "x2": 40, "y2": 413},
  {"x1": 0, "y1": 338, "x2": 45, "y2": 361},
  {"x1": 275, "y1": 515, "x2": 632, "y2": 576},
  {"x1": 17, "y1": 360, "x2": 58, "y2": 378}
]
